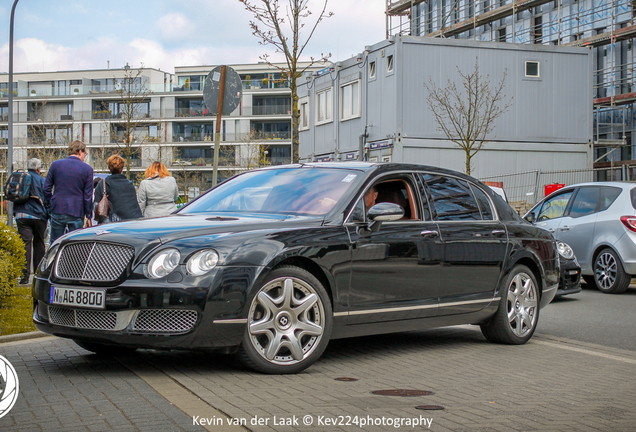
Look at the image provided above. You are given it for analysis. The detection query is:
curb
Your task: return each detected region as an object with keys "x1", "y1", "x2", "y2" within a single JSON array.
[{"x1": 0, "y1": 331, "x2": 50, "y2": 344}]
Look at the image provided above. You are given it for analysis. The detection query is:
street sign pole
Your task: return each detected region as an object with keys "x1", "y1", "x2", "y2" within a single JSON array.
[{"x1": 212, "y1": 66, "x2": 226, "y2": 187}]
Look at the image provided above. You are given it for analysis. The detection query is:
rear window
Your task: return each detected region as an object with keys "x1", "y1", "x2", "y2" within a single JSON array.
[{"x1": 601, "y1": 186, "x2": 621, "y2": 211}]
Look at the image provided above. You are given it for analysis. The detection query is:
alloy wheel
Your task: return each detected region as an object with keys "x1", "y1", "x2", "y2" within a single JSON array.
[
  {"x1": 248, "y1": 276, "x2": 325, "y2": 366},
  {"x1": 506, "y1": 272, "x2": 538, "y2": 338},
  {"x1": 595, "y1": 252, "x2": 618, "y2": 290}
]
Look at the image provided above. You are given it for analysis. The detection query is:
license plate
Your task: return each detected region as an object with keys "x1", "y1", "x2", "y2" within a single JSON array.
[{"x1": 50, "y1": 286, "x2": 106, "y2": 309}]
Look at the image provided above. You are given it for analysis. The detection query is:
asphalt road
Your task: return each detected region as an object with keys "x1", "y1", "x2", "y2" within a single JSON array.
[{"x1": 537, "y1": 281, "x2": 636, "y2": 351}]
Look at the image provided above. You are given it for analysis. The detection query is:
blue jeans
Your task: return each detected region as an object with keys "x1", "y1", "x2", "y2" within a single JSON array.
[{"x1": 50, "y1": 213, "x2": 84, "y2": 244}]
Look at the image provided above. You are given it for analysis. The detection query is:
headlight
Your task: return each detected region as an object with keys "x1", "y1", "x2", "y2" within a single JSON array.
[
  {"x1": 147, "y1": 248, "x2": 181, "y2": 278},
  {"x1": 557, "y1": 241, "x2": 575, "y2": 260},
  {"x1": 186, "y1": 249, "x2": 219, "y2": 276},
  {"x1": 41, "y1": 244, "x2": 59, "y2": 271}
]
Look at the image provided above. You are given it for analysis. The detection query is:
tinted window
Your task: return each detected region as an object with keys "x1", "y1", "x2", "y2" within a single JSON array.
[
  {"x1": 601, "y1": 186, "x2": 621, "y2": 211},
  {"x1": 470, "y1": 184, "x2": 494, "y2": 220},
  {"x1": 569, "y1": 187, "x2": 599, "y2": 218},
  {"x1": 537, "y1": 190, "x2": 573, "y2": 221},
  {"x1": 422, "y1": 174, "x2": 481, "y2": 220},
  {"x1": 182, "y1": 168, "x2": 360, "y2": 215}
]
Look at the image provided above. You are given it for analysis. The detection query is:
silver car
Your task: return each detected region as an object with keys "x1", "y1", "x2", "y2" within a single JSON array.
[{"x1": 525, "y1": 181, "x2": 636, "y2": 294}]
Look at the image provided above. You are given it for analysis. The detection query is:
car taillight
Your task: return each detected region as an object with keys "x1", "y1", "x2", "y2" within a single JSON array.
[{"x1": 620, "y1": 216, "x2": 636, "y2": 232}]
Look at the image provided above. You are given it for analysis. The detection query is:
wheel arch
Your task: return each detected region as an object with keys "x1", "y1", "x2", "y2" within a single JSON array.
[
  {"x1": 270, "y1": 256, "x2": 334, "y2": 306},
  {"x1": 508, "y1": 256, "x2": 544, "y2": 299}
]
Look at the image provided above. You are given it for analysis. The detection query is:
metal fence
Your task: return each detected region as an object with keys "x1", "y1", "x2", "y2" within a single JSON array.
[{"x1": 479, "y1": 166, "x2": 631, "y2": 215}]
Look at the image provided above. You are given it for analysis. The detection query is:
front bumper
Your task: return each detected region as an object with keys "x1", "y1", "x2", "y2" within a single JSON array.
[
  {"x1": 31, "y1": 266, "x2": 258, "y2": 350},
  {"x1": 557, "y1": 257, "x2": 582, "y2": 297}
]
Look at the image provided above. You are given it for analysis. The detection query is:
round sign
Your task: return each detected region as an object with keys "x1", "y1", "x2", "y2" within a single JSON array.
[
  {"x1": 203, "y1": 65, "x2": 243, "y2": 116},
  {"x1": 0, "y1": 355, "x2": 19, "y2": 419}
]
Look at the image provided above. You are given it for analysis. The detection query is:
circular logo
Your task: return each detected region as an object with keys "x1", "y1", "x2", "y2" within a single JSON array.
[{"x1": 0, "y1": 355, "x2": 19, "y2": 419}]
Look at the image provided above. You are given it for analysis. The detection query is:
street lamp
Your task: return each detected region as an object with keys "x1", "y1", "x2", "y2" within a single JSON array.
[{"x1": 7, "y1": 0, "x2": 20, "y2": 227}]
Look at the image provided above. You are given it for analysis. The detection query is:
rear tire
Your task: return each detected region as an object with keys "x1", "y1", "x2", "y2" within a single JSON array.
[
  {"x1": 481, "y1": 264, "x2": 539, "y2": 345},
  {"x1": 592, "y1": 248, "x2": 630, "y2": 294}
]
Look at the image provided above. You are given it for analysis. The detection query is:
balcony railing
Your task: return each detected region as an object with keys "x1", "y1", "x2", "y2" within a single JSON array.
[
  {"x1": 172, "y1": 133, "x2": 241, "y2": 142},
  {"x1": 252, "y1": 105, "x2": 291, "y2": 116},
  {"x1": 252, "y1": 131, "x2": 291, "y2": 140},
  {"x1": 175, "y1": 107, "x2": 213, "y2": 117}
]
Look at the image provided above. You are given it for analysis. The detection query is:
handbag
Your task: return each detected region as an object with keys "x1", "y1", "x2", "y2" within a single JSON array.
[{"x1": 95, "y1": 179, "x2": 110, "y2": 223}]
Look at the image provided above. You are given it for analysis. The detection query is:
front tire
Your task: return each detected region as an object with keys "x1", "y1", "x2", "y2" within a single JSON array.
[
  {"x1": 592, "y1": 248, "x2": 630, "y2": 294},
  {"x1": 481, "y1": 264, "x2": 539, "y2": 344},
  {"x1": 238, "y1": 266, "x2": 332, "y2": 374}
]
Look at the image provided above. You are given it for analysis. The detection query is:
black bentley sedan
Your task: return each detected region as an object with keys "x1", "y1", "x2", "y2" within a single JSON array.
[{"x1": 33, "y1": 163, "x2": 559, "y2": 374}]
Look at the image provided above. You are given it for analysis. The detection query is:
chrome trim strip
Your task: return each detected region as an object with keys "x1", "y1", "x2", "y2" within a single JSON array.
[
  {"x1": 544, "y1": 283, "x2": 558, "y2": 294},
  {"x1": 213, "y1": 318, "x2": 248, "y2": 324},
  {"x1": 439, "y1": 297, "x2": 500, "y2": 307},
  {"x1": 344, "y1": 298, "x2": 497, "y2": 317},
  {"x1": 333, "y1": 312, "x2": 349, "y2": 317}
]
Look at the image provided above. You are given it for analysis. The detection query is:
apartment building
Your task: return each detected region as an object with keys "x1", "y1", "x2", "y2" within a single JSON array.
[{"x1": 1, "y1": 61, "x2": 317, "y2": 193}]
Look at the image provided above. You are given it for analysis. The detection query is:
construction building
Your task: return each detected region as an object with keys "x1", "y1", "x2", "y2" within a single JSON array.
[
  {"x1": 298, "y1": 36, "x2": 592, "y2": 179},
  {"x1": 385, "y1": 0, "x2": 636, "y2": 176}
]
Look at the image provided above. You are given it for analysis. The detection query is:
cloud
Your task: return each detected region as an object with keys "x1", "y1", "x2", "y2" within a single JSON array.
[{"x1": 156, "y1": 13, "x2": 194, "y2": 43}]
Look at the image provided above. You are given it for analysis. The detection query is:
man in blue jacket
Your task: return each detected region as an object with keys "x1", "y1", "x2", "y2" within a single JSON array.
[
  {"x1": 15, "y1": 158, "x2": 50, "y2": 285},
  {"x1": 44, "y1": 140, "x2": 94, "y2": 244}
]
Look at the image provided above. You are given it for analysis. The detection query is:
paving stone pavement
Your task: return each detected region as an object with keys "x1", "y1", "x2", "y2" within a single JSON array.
[{"x1": 1, "y1": 326, "x2": 636, "y2": 432}]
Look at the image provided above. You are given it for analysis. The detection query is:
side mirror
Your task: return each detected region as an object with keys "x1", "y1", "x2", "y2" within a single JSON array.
[
  {"x1": 368, "y1": 202, "x2": 405, "y2": 222},
  {"x1": 357, "y1": 203, "x2": 404, "y2": 237},
  {"x1": 525, "y1": 213, "x2": 535, "y2": 223}
]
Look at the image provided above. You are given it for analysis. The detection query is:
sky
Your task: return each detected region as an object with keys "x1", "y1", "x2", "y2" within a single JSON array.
[{"x1": 0, "y1": 0, "x2": 387, "y2": 74}]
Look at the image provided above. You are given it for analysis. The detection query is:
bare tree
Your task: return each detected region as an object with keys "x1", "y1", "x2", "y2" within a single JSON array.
[
  {"x1": 424, "y1": 60, "x2": 512, "y2": 175},
  {"x1": 239, "y1": 0, "x2": 333, "y2": 162},
  {"x1": 105, "y1": 67, "x2": 153, "y2": 178},
  {"x1": 232, "y1": 130, "x2": 271, "y2": 172}
]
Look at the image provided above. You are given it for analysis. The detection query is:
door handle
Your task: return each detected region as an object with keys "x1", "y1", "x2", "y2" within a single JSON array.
[
  {"x1": 491, "y1": 229, "x2": 506, "y2": 236},
  {"x1": 546, "y1": 228, "x2": 555, "y2": 233},
  {"x1": 561, "y1": 226, "x2": 570, "y2": 231},
  {"x1": 420, "y1": 230, "x2": 439, "y2": 238}
]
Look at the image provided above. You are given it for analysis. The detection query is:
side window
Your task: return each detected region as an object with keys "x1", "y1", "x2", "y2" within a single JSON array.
[
  {"x1": 537, "y1": 190, "x2": 574, "y2": 221},
  {"x1": 374, "y1": 179, "x2": 419, "y2": 221},
  {"x1": 569, "y1": 187, "x2": 599, "y2": 218},
  {"x1": 470, "y1": 184, "x2": 494, "y2": 220},
  {"x1": 348, "y1": 196, "x2": 366, "y2": 223},
  {"x1": 601, "y1": 186, "x2": 621, "y2": 211},
  {"x1": 421, "y1": 174, "x2": 481, "y2": 221}
]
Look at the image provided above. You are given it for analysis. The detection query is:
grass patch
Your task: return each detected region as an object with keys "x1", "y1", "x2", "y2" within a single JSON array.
[{"x1": 0, "y1": 285, "x2": 37, "y2": 336}]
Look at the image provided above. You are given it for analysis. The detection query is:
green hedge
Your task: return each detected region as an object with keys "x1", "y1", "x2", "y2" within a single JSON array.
[{"x1": 0, "y1": 221, "x2": 26, "y2": 298}]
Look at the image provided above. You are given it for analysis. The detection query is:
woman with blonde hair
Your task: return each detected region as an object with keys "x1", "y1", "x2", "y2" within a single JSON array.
[
  {"x1": 137, "y1": 161, "x2": 179, "y2": 217},
  {"x1": 94, "y1": 155, "x2": 142, "y2": 223}
]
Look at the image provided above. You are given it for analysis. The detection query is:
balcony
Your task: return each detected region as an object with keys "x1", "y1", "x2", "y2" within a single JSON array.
[
  {"x1": 172, "y1": 132, "x2": 240, "y2": 142},
  {"x1": 252, "y1": 131, "x2": 291, "y2": 140},
  {"x1": 242, "y1": 79, "x2": 290, "y2": 90}
]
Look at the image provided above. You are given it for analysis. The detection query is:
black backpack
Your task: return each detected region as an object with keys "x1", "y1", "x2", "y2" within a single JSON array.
[{"x1": 4, "y1": 171, "x2": 34, "y2": 204}]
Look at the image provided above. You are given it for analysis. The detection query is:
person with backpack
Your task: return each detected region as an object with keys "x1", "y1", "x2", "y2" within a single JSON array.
[
  {"x1": 44, "y1": 140, "x2": 94, "y2": 243},
  {"x1": 12, "y1": 158, "x2": 50, "y2": 285}
]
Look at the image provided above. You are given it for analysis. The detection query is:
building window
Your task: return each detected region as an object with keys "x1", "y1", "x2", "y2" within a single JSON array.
[
  {"x1": 315, "y1": 88, "x2": 333, "y2": 125},
  {"x1": 369, "y1": 61, "x2": 376, "y2": 79},
  {"x1": 387, "y1": 55, "x2": 394, "y2": 73},
  {"x1": 525, "y1": 61, "x2": 540, "y2": 77},
  {"x1": 300, "y1": 97, "x2": 310, "y2": 131},
  {"x1": 498, "y1": 27, "x2": 506, "y2": 42},
  {"x1": 340, "y1": 80, "x2": 360, "y2": 121}
]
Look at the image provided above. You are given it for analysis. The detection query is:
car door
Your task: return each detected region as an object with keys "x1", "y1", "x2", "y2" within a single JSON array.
[
  {"x1": 420, "y1": 173, "x2": 509, "y2": 315},
  {"x1": 346, "y1": 173, "x2": 442, "y2": 324},
  {"x1": 532, "y1": 188, "x2": 576, "y2": 236},
  {"x1": 556, "y1": 186, "x2": 600, "y2": 271}
]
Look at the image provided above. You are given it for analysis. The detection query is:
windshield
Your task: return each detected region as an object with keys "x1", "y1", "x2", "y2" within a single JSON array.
[{"x1": 180, "y1": 167, "x2": 361, "y2": 216}]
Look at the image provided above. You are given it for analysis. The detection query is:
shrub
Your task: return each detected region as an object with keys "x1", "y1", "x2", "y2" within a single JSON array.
[{"x1": 0, "y1": 221, "x2": 26, "y2": 298}]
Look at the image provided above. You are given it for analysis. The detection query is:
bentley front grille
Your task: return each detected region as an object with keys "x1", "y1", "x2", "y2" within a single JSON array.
[
  {"x1": 48, "y1": 306, "x2": 118, "y2": 330},
  {"x1": 46, "y1": 306, "x2": 198, "y2": 334},
  {"x1": 56, "y1": 242, "x2": 134, "y2": 282},
  {"x1": 132, "y1": 310, "x2": 198, "y2": 333}
]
